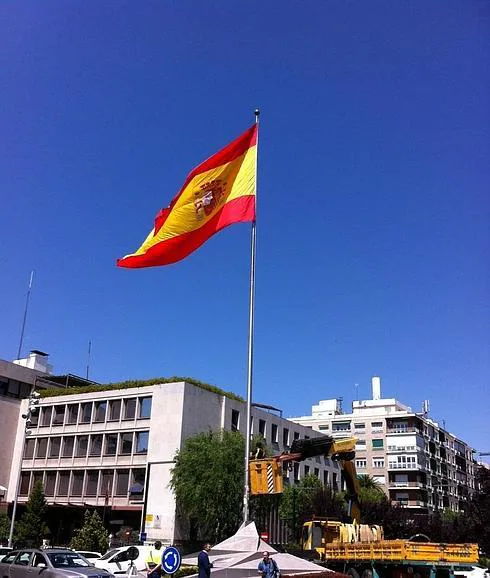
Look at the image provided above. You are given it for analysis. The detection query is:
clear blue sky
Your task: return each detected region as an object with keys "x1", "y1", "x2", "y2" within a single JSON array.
[{"x1": 1, "y1": 1, "x2": 488, "y2": 450}]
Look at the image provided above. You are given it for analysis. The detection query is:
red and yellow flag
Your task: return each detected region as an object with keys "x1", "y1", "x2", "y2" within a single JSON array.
[{"x1": 117, "y1": 125, "x2": 257, "y2": 268}]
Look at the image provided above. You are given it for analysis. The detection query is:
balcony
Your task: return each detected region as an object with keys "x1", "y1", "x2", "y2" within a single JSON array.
[
  {"x1": 387, "y1": 427, "x2": 421, "y2": 435},
  {"x1": 391, "y1": 499, "x2": 427, "y2": 508},
  {"x1": 388, "y1": 462, "x2": 423, "y2": 470},
  {"x1": 387, "y1": 445, "x2": 420, "y2": 453},
  {"x1": 388, "y1": 480, "x2": 426, "y2": 489}
]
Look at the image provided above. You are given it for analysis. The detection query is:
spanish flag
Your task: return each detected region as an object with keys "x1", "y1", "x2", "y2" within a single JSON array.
[{"x1": 117, "y1": 125, "x2": 257, "y2": 268}]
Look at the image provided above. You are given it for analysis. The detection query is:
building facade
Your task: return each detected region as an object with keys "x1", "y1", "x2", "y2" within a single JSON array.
[
  {"x1": 290, "y1": 377, "x2": 476, "y2": 514},
  {"x1": 7, "y1": 379, "x2": 341, "y2": 544}
]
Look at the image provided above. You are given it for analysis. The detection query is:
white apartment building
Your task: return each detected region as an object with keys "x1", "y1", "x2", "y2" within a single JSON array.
[
  {"x1": 7, "y1": 379, "x2": 340, "y2": 544},
  {"x1": 290, "y1": 377, "x2": 476, "y2": 514}
]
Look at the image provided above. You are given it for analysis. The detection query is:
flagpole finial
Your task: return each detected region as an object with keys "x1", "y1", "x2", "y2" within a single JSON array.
[{"x1": 254, "y1": 108, "x2": 260, "y2": 119}]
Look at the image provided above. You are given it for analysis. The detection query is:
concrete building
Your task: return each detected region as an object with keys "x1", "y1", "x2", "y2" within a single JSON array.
[
  {"x1": 7, "y1": 379, "x2": 342, "y2": 544},
  {"x1": 0, "y1": 352, "x2": 56, "y2": 509},
  {"x1": 290, "y1": 377, "x2": 476, "y2": 514}
]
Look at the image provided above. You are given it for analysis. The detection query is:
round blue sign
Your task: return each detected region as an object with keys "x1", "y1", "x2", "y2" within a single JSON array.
[{"x1": 162, "y1": 546, "x2": 181, "y2": 575}]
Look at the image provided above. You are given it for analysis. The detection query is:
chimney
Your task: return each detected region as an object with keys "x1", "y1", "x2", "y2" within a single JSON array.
[
  {"x1": 372, "y1": 376, "x2": 381, "y2": 400},
  {"x1": 13, "y1": 350, "x2": 53, "y2": 374}
]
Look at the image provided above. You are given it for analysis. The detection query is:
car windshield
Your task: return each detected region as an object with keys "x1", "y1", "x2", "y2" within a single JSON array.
[
  {"x1": 99, "y1": 549, "x2": 119, "y2": 561},
  {"x1": 46, "y1": 553, "x2": 91, "y2": 568}
]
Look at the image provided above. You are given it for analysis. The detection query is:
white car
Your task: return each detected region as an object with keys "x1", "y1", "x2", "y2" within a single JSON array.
[
  {"x1": 93, "y1": 546, "x2": 153, "y2": 574},
  {"x1": 75, "y1": 551, "x2": 103, "y2": 560},
  {"x1": 453, "y1": 566, "x2": 489, "y2": 578}
]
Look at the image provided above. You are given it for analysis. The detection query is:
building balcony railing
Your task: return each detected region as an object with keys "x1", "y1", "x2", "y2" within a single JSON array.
[
  {"x1": 387, "y1": 427, "x2": 421, "y2": 434},
  {"x1": 388, "y1": 463, "x2": 423, "y2": 470},
  {"x1": 391, "y1": 499, "x2": 427, "y2": 508},
  {"x1": 388, "y1": 481, "x2": 426, "y2": 488},
  {"x1": 387, "y1": 445, "x2": 421, "y2": 453}
]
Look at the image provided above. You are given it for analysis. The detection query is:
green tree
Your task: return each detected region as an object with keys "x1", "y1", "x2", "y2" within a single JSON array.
[
  {"x1": 70, "y1": 510, "x2": 109, "y2": 553},
  {"x1": 170, "y1": 430, "x2": 245, "y2": 543},
  {"x1": 0, "y1": 513, "x2": 11, "y2": 543},
  {"x1": 15, "y1": 481, "x2": 49, "y2": 547}
]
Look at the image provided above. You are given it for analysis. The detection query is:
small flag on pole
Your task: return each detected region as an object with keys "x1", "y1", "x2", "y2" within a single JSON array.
[{"x1": 117, "y1": 124, "x2": 257, "y2": 268}]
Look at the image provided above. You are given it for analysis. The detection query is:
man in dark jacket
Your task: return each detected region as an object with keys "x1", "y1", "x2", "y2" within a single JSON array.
[{"x1": 198, "y1": 542, "x2": 213, "y2": 578}]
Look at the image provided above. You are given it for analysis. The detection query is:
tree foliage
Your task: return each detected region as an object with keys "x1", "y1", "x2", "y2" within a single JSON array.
[
  {"x1": 0, "y1": 513, "x2": 11, "y2": 544},
  {"x1": 170, "y1": 430, "x2": 245, "y2": 543},
  {"x1": 15, "y1": 481, "x2": 49, "y2": 547},
  {"x1": 70, "y1": 510, "x2": 109, "y2": 553}
]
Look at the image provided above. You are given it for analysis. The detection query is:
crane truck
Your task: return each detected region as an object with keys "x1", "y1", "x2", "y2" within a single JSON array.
[{"x1": 249, "y1": 436, "x2": 479, "y2": 578}]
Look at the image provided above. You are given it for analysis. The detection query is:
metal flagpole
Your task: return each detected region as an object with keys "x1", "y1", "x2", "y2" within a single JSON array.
[{"x1": 243, "y1": 109, "x2": 260, "y2": 524}]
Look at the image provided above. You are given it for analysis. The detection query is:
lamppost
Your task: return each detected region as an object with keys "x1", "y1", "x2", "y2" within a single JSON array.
[{"x1": 8, "y1": 391, "x2": 40, "y2": 547}]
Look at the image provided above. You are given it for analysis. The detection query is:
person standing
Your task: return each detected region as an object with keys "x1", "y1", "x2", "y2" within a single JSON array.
[
  {"x1": 258, "y1": 551, "x2": 279, "y2": 578},
  {"x1": 145, "y1": 541, "x2": 163, "y2": 578},
  {"x1": 198, "y1": 542, "x2": 213, "y2": 578}
]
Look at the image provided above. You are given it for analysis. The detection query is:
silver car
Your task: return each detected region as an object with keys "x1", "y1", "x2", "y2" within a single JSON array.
[{"x1": 0, "y1": 549, "x2": 115, "y2": 578}]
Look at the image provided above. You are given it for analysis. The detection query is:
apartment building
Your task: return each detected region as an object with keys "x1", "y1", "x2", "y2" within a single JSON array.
[
  {"x1": 7, "y1": 379, "x2": 340, "y2": 544},
  {"x1": 290, "y1": 377, "x2": 476, "y2": 514}
]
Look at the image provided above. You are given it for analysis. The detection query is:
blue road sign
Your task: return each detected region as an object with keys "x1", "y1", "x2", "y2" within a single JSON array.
[
  {"x1": 162, "y1": 546, "x2": 181, "y2": 575},
  {"x1": 139, "y1": 532, "x2": 147, "y2": 542}
]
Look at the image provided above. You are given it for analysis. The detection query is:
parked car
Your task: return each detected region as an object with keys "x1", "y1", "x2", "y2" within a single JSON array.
[
  {"x1": 0, "y1": 548, "x2": 115, "y2": 578},
  {"x1": 74, "y1": 551, "x2": 103, "y2": 560},
  {"x1": 93, "y1": 546, "x2": 152, "y2": 574},
  {"x1": 0, "y1": 547, "x2": 13, "y2": 561}
]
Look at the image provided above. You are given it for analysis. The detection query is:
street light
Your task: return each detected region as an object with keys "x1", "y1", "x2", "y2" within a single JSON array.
[{"x1": 8, "y1": 390, "x2": 40, "y2": 548}]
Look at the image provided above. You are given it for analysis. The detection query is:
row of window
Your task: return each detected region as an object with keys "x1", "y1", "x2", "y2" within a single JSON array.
[
  {"x1": 32, "y1": 397, "x2": 152, "y2": 428},
  {"x1": 354, "y1": 438, "x2": 384, "y2": 450},
  {"x1": 0, "y1": 376, "x2": 32, "y2": 400},
  {"x1": 318, "y1": 421, "x2": 384, "y2": 432},
  {"x1": 19, "y1": 467, "x2": 145, "y2": 498},
  {"x1": 355, "y1": 458, "x2": 385, "y2": 469},
  {"x1": 24, "y1": 431, "x2": 149, "y2": 460},
  {"x1": 231, "y1": 410, "x2": 305, "y2": 447}
]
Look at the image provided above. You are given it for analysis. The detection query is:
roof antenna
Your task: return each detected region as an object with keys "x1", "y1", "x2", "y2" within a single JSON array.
[
  {"x1": 17, "y1": 271, "x2": 34, "y2": 359},
  {"x1": 86, "y1": 340, "x2": 92, "y2": 380}
]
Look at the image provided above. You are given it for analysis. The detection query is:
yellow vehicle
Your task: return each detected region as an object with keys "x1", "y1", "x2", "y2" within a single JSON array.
[{"x1": 249, "y1": 436, "x2": 479, "y2": 578}]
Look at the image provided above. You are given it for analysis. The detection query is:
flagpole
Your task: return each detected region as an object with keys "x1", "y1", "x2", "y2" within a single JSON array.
[{"x1": 243, "y1": 109, "x2": 259, "y2": 524}]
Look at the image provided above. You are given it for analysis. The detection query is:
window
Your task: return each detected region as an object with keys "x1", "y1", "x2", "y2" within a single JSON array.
[
  {"x1": 135, "y1": 431, "x2": 149, "y2": 454},
  {"x1": 49, "y1": 437, "x2": 61, "y2": 458},
  {"x1": 76, "y1": 436, "x2": 89, "y2": 458},
  {"x1": 319, "y1": 425, "x2": 329, "y2": 431},
  {"x1": 373, "y1": 475, "x2": 386, "y2": 485},
  {"x1": 66, "y1": 404, "x2": 79, "y2": 424},
  {"x1": 282, "y1": 428, "x2": 289, "y2": 447},
  {"x1": 72, "y1": 472, "x2": 84, "y2": 496},
  {"x1": 354, "y1": 422, "x2": 365, "y2": 430},
  {"x1": 120, "y1": 433, "x2": 133, "y2": 455},
  {"x1": 332, "y1": 472, "x2": 338, "y2": 491},
  {"x1": 332, "y1": 421, "x2": 351, "y2": 432},
  {"x1": 372, "y1": 421, "x2": 383, "y2": 427},
  {"x1": 124, "y1": 399, "x2": 137, "y2": 420},
  {"x1": 304, "y1": 465, "x2": 310, "y2": 476},
  {"x1": 86, "y1": 471, "x2": 99, "y2": 496},
  {"x1": 19, "y1": 472, "x2": 31, "y2": 495},
  {"x1": 115, "y1": 469, "x2": 130, "y2": 495},
  {"x1": 355, "y1": 440, "x2": 366, "y2": 450},
  {"x1": 36, "y1": 438, "x2": 48, "y2": 458},
  {"x1": 293, "y1": 462, "x2": 299, "y2": 482},
  {"x1": 373, "y1": 458, "x2": 385, "y2": 468},
  {"x1": 104, "y1": 434, "x2": 118, "y2": 456},
  {"x1": 372, "y1": 438, "x2": 384, "y2": 449},
  {"x1": 231, "y1": 409, "x2": 240, "y2": 432},
  {"x1": 271, "y1": 424, "x2": 278, "y2": 444},
  {"x1": 57, "y1": 472, "x2": 70, "y2": 496},
  {"x1": 52, "y1": 405, "x2": 65, "y2": 425},
  {"x1": 356, "y1": 459, "x2": 367, "y2": 469},
  {"x1": 24, "y1": 439, "x2": 35, "y2": 459},
  {"x1": 30, "y1": 406, "x2": 39, "y2": 427},
  {"x1": 45, "y1": 472, "x2": 56, "y2": 496},
  {"x1": 40, "y1": 407, "x2": 52, "y2": 427},
  {"x1": 129, "y1": 469, "x2": 146, "y2": 498},
  {"x1": 139, "y1": 397, "x2": 152, "y2": 419},
  {"x1": 62, "y1": 436, "x2": 74, "y2": 458},
  {"x1": 108, "y1": 399, "x2": 121, "y2": 421},
  {"x1": 80, "y1": 403, "x2": 92, "y2": 424},
  {"x1": 14, "y1": 552, "x2": 31, "y2": 566},
  {"x1": 314, "y1": 468, "x2": 320, "y2": 478},
  {"x1": 323, "y1": 470, "x2": 329, "y2": 485},
  {"x1": 101, "y1": 470, "x2": 113, "y2": 497},
  {"x1": 258, "y1": 419, "x2": 266, "y2": 437},
  {"x1": 294, "y1": 431, "x2": 300, "y2": 440},
  {"x1": 90, "y1": 435, "x2": 103, "y2": 457},
  {"x1": 94, "y1": 401, "x2": 107, "y2": 423},
  {"x1": 32, "y1": 554, "x2": 47, "y2": 568}
]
